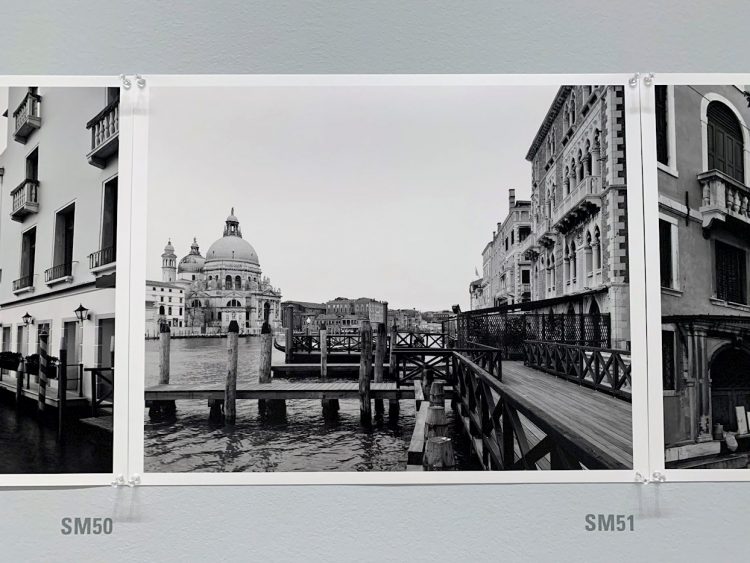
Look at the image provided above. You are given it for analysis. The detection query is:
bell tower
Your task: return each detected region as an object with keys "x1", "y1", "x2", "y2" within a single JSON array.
[{"x1": 161, "y1": 239, "x2": 177, "y2": 282}]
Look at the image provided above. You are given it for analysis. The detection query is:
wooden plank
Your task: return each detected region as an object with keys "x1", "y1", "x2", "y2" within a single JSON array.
[{"x1": 407, "y1": 401, "x2": 430, "y2": 465}]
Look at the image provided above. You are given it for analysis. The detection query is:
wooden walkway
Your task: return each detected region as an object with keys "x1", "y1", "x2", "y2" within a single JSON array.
[
  {"x1": 501, "y1": 360, "x2": 632, "y2": 469},
  {"x1": 0, "y1": 376, "x2": 88, "y2": 408},
  {"x1": 145, "y1": 381, "x2": 419, "y2": 401},
  {"x1": 272, "y1": 363, "x2": 391, "y2": 378}
]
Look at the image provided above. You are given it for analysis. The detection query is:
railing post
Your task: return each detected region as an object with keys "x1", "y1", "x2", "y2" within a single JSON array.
[
  {"x1": 502, "y1": 402, "x2": 515, "y2": 469},
  {"x1": 58, "y1": 337, "x2": 67, "y2": 440},
  {"x1": 16, "y1": 358, "x2": 24, "y2": 404},
  {"x1": 224, "y1": 320, "x2": 239, "y2": 425},
  {"x1": 91, "y1": 368, "x2": 97, "y2": 417}
]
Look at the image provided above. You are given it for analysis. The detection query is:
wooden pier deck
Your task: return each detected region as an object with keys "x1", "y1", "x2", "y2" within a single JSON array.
[
  {"x1": 145, "y1": 381, "x2": 424, "y2": 401},
  {"x1": 0, "y1": 376, "x2": 88, "y2": 408},
  {"x1": 473, "y1": 360, "x2": 633, "y2": 469},
  {"x1": 271, "y1": 363, "x2": 391, "y2": 378}
]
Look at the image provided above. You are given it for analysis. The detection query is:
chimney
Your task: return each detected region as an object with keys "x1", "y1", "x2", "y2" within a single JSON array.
[{"x1": 509, "y1": 189, "x2": 516, "y2": 207}]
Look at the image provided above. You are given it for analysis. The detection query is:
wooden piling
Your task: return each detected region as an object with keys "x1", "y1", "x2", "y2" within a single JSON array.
[
  {"x1": 429, "y1": 381, "x2": 445, "y2": 407},
  {"x1": 359, "y1": 320, "x2": 373, "y2": 425},
  {"x1": 284, "y1": 305, "x2": 294, "y2": 364},
  {"x1": 16, "y1": 358, "x2": 23, "y2": 404},
  {"x1": 149, "y1": 321, "x2": 176, "y2": 419},
  {"x1": 259, "y1": 321, "x2": 273, "y2": 384},
  {"x1": 58, "y1": 337, "x2": 67, "y2": 439},
  {"x1": 319, "y1": 325, "x2": 339, "y2": 418},
  {"x1": 423, "y1": 436, "x2": 456, "y2": 470},
  {"x1": 224, "y1": 320, "x2": 239, "y2": 424},
  {"x1": 388, "y1": 321, "x2": 399, "y2": 419},
  {"x1": 374, "y1": 322, "x2": 386, "y2": 417},
  {"x1": 422, "y1": 367, "x2": 434, "y2": 400},
  {"x1": 38, "y1": 330, "x2": 48, "y2": 412},
  {"x1": 424, "y1": 405, "x2": 449, "y2": 439}
]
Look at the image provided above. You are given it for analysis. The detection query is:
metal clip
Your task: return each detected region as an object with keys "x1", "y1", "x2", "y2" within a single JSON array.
[
  {"x1": 634, "y1": 472, "x2": 650, "y2": 484},
  {"x1": 110, "y1": 474, "x2": 126, "y2": 487},
  {"x1": 127, "y1": 473, "x2": 142, "y2": 487},
  {"x1": 119, "y1": 74, "x2": 132, "y2": 90},
  {"x1": 643, "y1": 73, "x2": 655, "y2": 87},
  {"x1": 651, "y1": 471, "x2": 666, "y2": 483},
  {"x1": 628, "y1": 73, "x2": 640, "y2": 88},
  {"x1": 135, "y1": 75, "x2": 146, "y2": 89}
]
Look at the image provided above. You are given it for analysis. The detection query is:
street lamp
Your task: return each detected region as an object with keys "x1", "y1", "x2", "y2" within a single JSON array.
[
  {"x1": 22, "y1": 312, "x2": 33, "y2": 326},
  {"x1": 74, "y1": 304, "x2": 90, "y2": 323},
  {"x1": 305, "y1": 316, "x2": 311, "y2": 335}
]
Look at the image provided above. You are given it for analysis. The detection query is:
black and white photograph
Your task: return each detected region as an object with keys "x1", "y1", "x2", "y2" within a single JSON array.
[
  {"x1": 142, "y1": 81, "x2": 637, "y2": 474},
  {"x1": 0, "y1": 86, "x2": 119, "y2": 474},
  {"x1": 656, "y1": 83, "x2": 750, "y2": 469}
]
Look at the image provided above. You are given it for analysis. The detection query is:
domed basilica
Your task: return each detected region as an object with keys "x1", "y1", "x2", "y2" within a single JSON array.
[{"x1": 160, "y1": 209, "x2": 282, "y2": 333}]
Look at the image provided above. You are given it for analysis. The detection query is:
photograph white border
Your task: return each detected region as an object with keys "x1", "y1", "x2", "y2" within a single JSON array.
[
  {"x1": 127, "y1": 73, "x2": 650, "y2": 486},
  {"x1": 0, "y1": 75, "x2": 131, "y2": 487},
  {"x1": 641, "y1": 72, "x2": 750, "y2": 483}
]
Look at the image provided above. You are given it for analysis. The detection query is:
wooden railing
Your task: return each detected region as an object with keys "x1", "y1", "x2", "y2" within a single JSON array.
[
  {"x1": 523, "y1": 340, "x2": 631, "y2": 400},
  {"x1": 390, "y1": 345, "x2": 501, "y2": 388},
  {"x1": 87, "y1": 367, "x2": 114, "y2": 416},
  {"x1": 394, "y1": 331, "x2": 446, "y2": 349},
  {"x1": 453, "y1": 350, "x2": 625, "y2": 470}
]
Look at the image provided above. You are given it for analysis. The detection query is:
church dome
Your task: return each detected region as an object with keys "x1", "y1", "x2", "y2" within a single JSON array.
[
  {"x1": 178, "y1": 237, "x2": 206, "y2": 273},
  {"x1": 204, "y1": 209, "x2": 260, "y2": 266}
]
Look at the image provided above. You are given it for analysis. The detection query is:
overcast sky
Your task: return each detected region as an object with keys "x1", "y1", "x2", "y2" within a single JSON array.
[{"x1": 146, "y1": 84, "x2": 558, "y2": 311}]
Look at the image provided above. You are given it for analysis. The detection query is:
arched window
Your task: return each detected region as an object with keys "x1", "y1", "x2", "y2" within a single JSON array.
[
  {"x1": 191, "y1": 299, "x2": 201, "y2": 307},
  {"x1": 707, "y1": 101, "x2": 745, "y2": 182},
  {"x1": 159, "y1": 305, "x2": 165, "y2": 315},
  {"x1": 564, "y1": 166, "x2": 570, "y2": 195},
  {"x1": 577, "y1": 149, "x2": 584, "y2": 181},
  {"x1": 225, "y1": 275, "x2": 233, "y2": 290},
  {"x1": 570, "y1": 241, "x2": 577, "y2": 281},
  {"x1": 585, "y1": 231, "x2": 593, "y2": 276},
  {"x1": 594, "y1": 226, "x2": 601, "y2": 270},
  {"x1": 227, "y1": 299, "x2": 241, "y2": 307},
  {"x1": 235, "y1": 275, "x2": 242, "y2": 289},
  {"x1": 570, "y1": 92, "x2": 576, "y2": 125},
  {"x1": 584, "y1": 140, "x2": 592, "y2": 176},
  {"x1": 263, "y1": 302, "x2": 271, "y2": 322}
]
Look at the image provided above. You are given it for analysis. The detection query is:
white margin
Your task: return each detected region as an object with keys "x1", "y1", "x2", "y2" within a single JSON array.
[
  {"x1": 641, "y1": 73, "x2": 750, "y2": 483},
  {"x1": 127, "y1": 73, "x2": 650, "y2": 486},
  {"x1": 0, "y1": 75, "x2": 128, "y2": 487}
]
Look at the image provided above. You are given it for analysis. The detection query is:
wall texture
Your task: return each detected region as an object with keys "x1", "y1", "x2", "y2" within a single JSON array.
[{"x1": 1, "y1": 1, "x2": 750, "y2": 561}]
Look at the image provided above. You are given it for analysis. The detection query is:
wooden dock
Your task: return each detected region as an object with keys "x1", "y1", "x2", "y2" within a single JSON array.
[
  {"x1": 0, "y1": 376, "x2": 88, "y2": 409},
  {"x1": 146, "y1": 381, "x2": 419, "y2": 402},
  {"x1": 271, "y1": 363, "x2": 390, "y2": 378}
]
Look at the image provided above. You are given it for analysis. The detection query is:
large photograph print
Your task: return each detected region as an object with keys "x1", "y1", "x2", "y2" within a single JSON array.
[
  {"x1": 143, "y1": 82, "x2": 635, "y2": 473},
  {"x1": 0, "y1": 86, "x2": 119, "y2": 474},
  {"x1": 657, "y1": 83, "x2": 750, "y2": 470}
]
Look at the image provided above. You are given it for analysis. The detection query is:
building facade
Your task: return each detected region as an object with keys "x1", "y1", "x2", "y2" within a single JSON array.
[
  {"x1": 656, "y1": 84, "x2": 750, "y2": 464},
  {"x1": 145, "y1": 279, "x2": 185, "y2": 334},
  {"x1": 152, "y1": 210, "x2": 282, "y2": 334},
  {"x1": 281, "y1": 300, "x2": 327, "y2": 332},
  {"x1": 470, "y1": 85, "x2": 630, "y2": 350},
  {"x1": 0, "y1": 86, "x2": 120, "y2": 399}
]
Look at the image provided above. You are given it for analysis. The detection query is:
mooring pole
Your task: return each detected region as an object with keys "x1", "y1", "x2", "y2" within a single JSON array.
[
  {"x1": 388, "y1": 320, "x2": 399, "y2": 420},
  {"x1": 423, "y1": 436, "x2": 456, "y2": 471},
  {"x1": 224, "y1": 320, "x2": 239, "y2": 424},
  {"x1": 374, "y1": 319, "x2": 386, "y2": 418},
  {"x1": 359, "y1": 319, "x2": 373, "y2": 425},
  {"x1": 320, "y1": 324, "x2": 339, "y2": 418},
  {"x1": 38, "y1": 330, "x2": 48, "y2": 412},
  {"x1": 149, "y1": 321, "x2": 176, "y2": 419},
  {"x1": 58, "y1": 337, "x2": 67, "y2": 440},
  {"x1": 284, "y1": 305, "x2": 294, "y2": 365}
]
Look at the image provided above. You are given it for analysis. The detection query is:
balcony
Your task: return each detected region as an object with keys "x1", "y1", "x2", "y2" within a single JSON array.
[
  {"x1": 519, "y1": 233, "x2": 539, "y2": 260},
  {"x1": 551, "y1": 175, "x2": 603, "y2": 234},
  {"x1": 86, "y1": 99, "x2": 119, "y2": 168},
  {"x1": 537, "y1": 218, "x2": 557, "y2": 247},
  {"x1": 89, "y1": 246, "x2": 116, "y2": 273},
  {"x1": 10, "y1": 179, "x2": 40, "y2": 222},
  {"x1": 12, "y1": 274, "x2": 35, "y2": 295},
  {"x1": 12, "y1": 91, "x2": 42, "y2": 144},
  {"x1": 44, "y1": 262, "x2": 73, "y2": 285},
  {"x1": 698, "y1": 170, "x2": 750, "y2": 232}
]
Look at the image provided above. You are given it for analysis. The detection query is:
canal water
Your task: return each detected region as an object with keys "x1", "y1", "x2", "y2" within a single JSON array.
[
  {"x1": 0, "y1": 394, "x2": 112, "y2": 474},
  {"x1": 144, "y1": 337, "x2": 478, "y2": 472}
]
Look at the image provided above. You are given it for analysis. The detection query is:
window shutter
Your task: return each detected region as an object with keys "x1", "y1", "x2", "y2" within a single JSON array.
[
  {"x1": 655, "y1": 86, "x2": 669, "y2": 165},
  {"x1": 707, "y1": 101, "x2": 745, "y2": 182}
]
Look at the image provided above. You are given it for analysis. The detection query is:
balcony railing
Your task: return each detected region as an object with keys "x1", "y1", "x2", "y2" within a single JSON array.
[
  {"x1": 537, "y1": 217, "x2": 557, "y2": 247},
  {"x1": 12, "y1": 275, "x2": 34, "y2": 293},
  {"x1": 698, "y1": 169, "x2": 750, "y2": 230},
  {"x1": 10, "y1": 179, "x2": 40, "y2": 222},
  {"x1": 44, "y1": 262, "x2": 73, "y2": 284},
  {"x1": 12, "y1": 91, "x2": 42, "y2": 144},
  {"x1": 551, "y1": 175, "x2": 602, "y2": 233},
  {"x1": 86, "y1": 99, "x2": 119, "y2": 168},
  {"x1": 89, "y1": 246, "x2": 116, "y2": 270}
]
